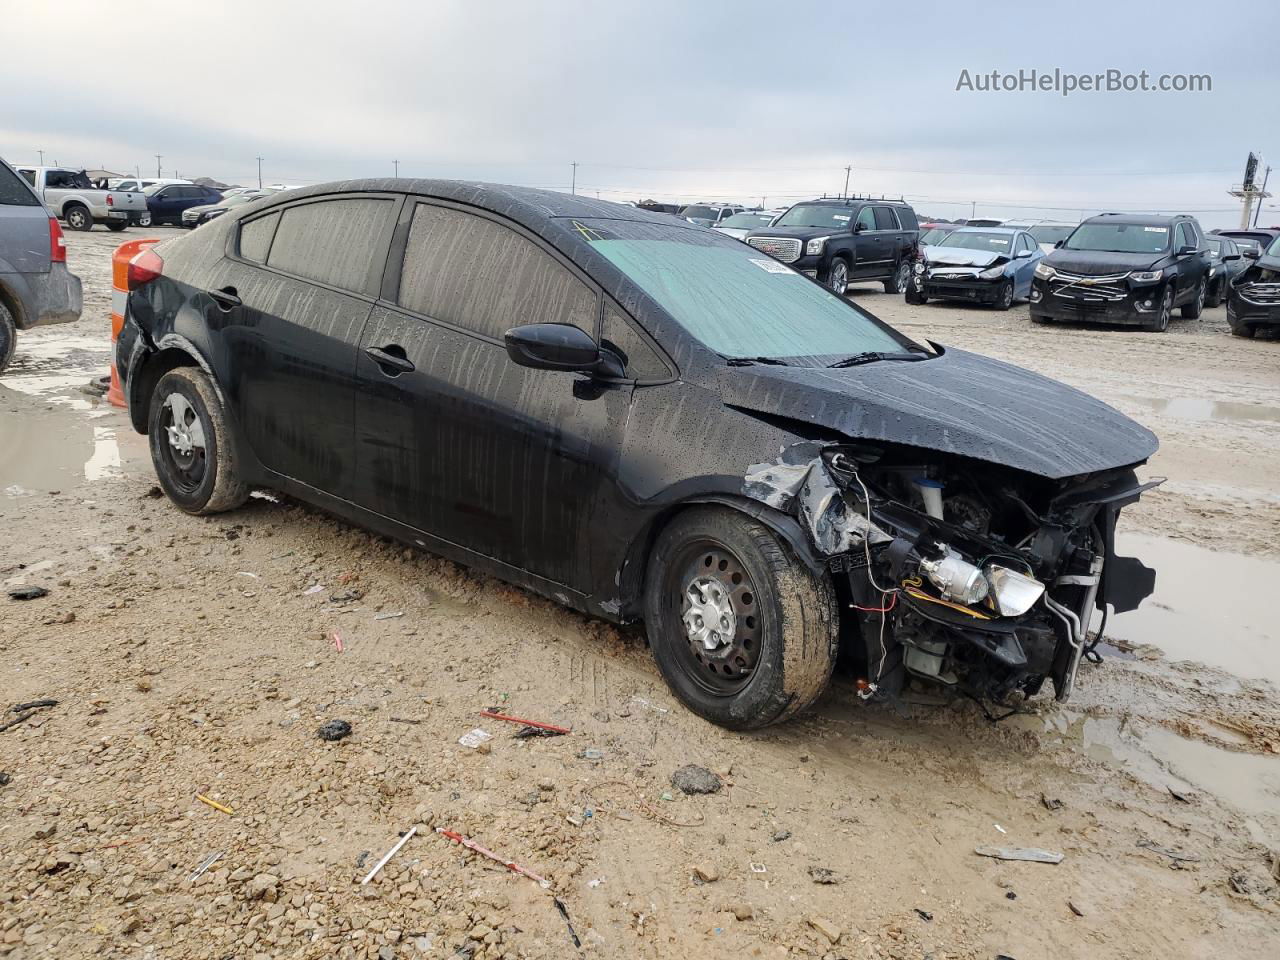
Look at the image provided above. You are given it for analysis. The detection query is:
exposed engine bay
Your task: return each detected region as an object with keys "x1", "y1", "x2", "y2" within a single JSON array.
[{"x1": 744, "y1": 441, "x2": 1161, "y2": 707}]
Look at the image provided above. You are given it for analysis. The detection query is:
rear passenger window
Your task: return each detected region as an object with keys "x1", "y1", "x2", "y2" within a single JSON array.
[
  {"x1": 398, "y1": 203, "x2": 597, "y2": 341},
  {"x1": 238, "y1": 212, "x2": 280, "y2": 263},
  {"x1": 267, "y1": 198, "x2": 393, "y2": 293},
  {"x1": 874, "y1": 207, "x2": 900, "y2": 230},
  {"x1": 0, "y1": 165, "x2": 38, "y2": 206},
  {"x1": 601, "y1": 304, "x2": 670, "y2": 382}
]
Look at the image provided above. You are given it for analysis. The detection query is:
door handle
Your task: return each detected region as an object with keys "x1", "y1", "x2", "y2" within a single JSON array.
[
  {"x1": 209, "y1": 287, "x2": 241, "y2": 310},
  {"x1": 365, "y1": 345, "x2": 415, "y2": 375}
]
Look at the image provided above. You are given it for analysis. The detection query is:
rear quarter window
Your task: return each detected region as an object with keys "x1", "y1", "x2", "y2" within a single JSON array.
[
  {"x1": 895, "y1": 207, "x2": 919, "y2": 231},
  {"x1": 238, "y1": 212, "x2": 280, "y2": 263},
  {"x1": 266, "y1": 197, "x2": 394, "y2": 293},
  {"x1": 0, "y1": 164, "x2": 39, "y2": 206}
]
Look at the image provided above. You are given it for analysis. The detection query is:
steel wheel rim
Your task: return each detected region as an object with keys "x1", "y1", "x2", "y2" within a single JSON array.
[
  {"x1": 159, "y1": 391, "x2": 208, "y2": 494},
  {"x1": 665, "y1": 540, "x2": 762, "y2": 696},
  {"x1": 68, "y1": 209, "x2": 86, "y2": 229},
  {"x1": 895, "y1": 261, "x2": 910, "y2": 292}
]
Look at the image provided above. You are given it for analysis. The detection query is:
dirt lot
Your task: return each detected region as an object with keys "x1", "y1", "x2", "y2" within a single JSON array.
[{"x1": 1, "y1": 228, "x2": 1278, "y2": 959}]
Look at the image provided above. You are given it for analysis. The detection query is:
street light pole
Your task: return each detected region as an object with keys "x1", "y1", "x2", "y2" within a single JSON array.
[
  {"x1": 571, "y1": 161, "x2": 578, "y2": 195},
  {"x1": 37, "y1": 149, "x2": 44, "y2": 165},
  {"x1": 256, "y1": 156, "x2": 264, "y2": 189},
  {"x1": 393, "y1": 159, "x2": 399, "y2": 178},
  {"x1": 155, "y1": 155, "x2": 163, "y2": 178}
]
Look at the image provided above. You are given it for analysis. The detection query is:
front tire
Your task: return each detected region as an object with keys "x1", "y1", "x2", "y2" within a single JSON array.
[
  {"x1": 905, "y1": 285, "x2": 927, "y2": 305},
  {"x1": 884, "y1": 259, "x2": 911, "y2": 294},
  {"x1": 148, "y1": 367, "x2": 250, "y2": 515},
  {"x1": 1143, "y1": 285, "x2": 1173, "y2": 332},
  {"x1": 1181, "y1": 278, "x2": 1205, "y2": 319},
  {"x1": 644, "y1": 507, "x2": 837, "y2": 730},
  {"x1": 0, "y1": 301, "x2": 16, "y2": 375},
  {"x1": 994, "y1": 279, "x2": 1014, "y2": 310},
  {"x1": 826, "y1": 258, "x2": 849, "y2": 296},
  {"x1": 64, "y1": 204, "x2": 93, "y2": 232},
  {"x1": 138, "y1": 213, "x2": 153, "y2": 228}
]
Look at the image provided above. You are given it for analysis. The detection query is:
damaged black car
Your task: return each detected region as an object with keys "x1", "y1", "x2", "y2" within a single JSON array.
[
  {"x1": 116, "y1": 180, "x2": 1160, "y2": 730},
  {"x1": 1226, "y1": 233, "x2": 1280, "y2": 338}
]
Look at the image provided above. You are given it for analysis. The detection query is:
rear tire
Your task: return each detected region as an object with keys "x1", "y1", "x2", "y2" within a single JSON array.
[
  {"x1": 884, "y1": 259, "x2": 911, "y2": 294},
  {"x1": 147, "y1": 367, "x2": 250, "y2": 515},
  {"x1": 105, "y1": 221, "x2": 127, "y2": 232},
  {"x1": 1181, "y1": 278, "x2": 1205, "y2": 319},
  {"x1": 0, "y1": 301, "x2": 16, "y2": 375},
  {"x1": 64, "y1": 204, "x2": 93, "y2": 232},
  {"x1": 644, "y1": 507, "x2": 837, "y2": 730}
]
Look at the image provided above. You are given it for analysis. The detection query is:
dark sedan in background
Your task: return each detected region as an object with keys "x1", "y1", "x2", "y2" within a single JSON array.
[
  {"x1": 144, "y1": 183, "x2": 224, "y2": 226},
  {"x1": 181, "y1": 191, "x2": 271, "y2": 228},
  {"x1": 116, "y1": 180, "x2": 1159, "y2": 730}
]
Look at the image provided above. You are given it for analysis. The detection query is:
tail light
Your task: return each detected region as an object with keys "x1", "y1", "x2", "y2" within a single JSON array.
[
  {"x1": 127, "y1": 247, "x2": 164, "y2": 290},
  {"x1": 49, "y1": 217, "x2": 66, "y2": 263},
  {"x1": 106, "y1": 194, "x2": 114, "y2": 207}
]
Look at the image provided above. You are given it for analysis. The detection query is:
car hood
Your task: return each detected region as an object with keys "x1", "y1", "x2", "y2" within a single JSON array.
[
  {"x1": 715, "y1": 346, "x2": 1157, "y2": 480},
  {"x1": 745, "y1": 225, "x2": 838, "y2": 242},
  {"x1": 713, "y1": 227, "x2": 751, "y2": 240},
  {"x1": 1042, "y1": 249, "x2": 1165, "y2": 274},
  {"x1": 925, "y1": 247, "x2": 1007, "y2": 268}
]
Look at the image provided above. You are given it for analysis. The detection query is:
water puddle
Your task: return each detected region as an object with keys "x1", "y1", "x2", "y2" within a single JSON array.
[
  {"x1": 1109, "y1": 534, "x2": 1280, "y2": 687},
  {"x1": 1124, "y1": 395, "x2": 1280, "y2": 425}
]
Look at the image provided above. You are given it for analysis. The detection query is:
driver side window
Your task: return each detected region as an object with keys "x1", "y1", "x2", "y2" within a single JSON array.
[{"x1": 855, "y1": 207, "x2": 876, "y2": 231}]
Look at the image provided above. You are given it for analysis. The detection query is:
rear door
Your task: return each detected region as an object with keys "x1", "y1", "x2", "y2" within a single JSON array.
[
  {"x1": 213, "y1": 195, "x2": 399, "y2": 499},
  {"x1": 351, "y1": 199, "x2": 630, "y2": 592},
  {"x1": 874, "y1": 205, "x2": 906, "y2": 274},
  {"x1": 0, "y1": 160, "x2": 49, "y2": 278}
]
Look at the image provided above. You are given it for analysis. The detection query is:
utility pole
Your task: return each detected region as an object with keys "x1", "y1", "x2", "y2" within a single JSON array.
[
  {"x1": 393, "y1": 159, "x2": 399, "y2": 178},
  {"x1": 571, "y1": 161, "x2": 578, "y2": 195},
  {"x1": 970, "y1": 200, "x2": 977, "y2": 220},
  {"x1": 37, "y1": 149, "x2": 43, "y2": 165},
  {"x1": 155, "y1": 155, "x2": 162, "y2": 178},
  {"x1": 843, "y1": 165, "x2": 851, "y2": 199},
  {"x1": 256, "y1": 156, "x2": 264, "y2": 189}
]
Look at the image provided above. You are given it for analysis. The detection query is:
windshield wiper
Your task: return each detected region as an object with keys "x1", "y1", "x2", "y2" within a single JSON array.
[
  {"x1": 725, "y1": 355, "x2": 791, "y2": 367},
  {"x1": 827, "y1": 351, "x2": 927, "y2": 369}
]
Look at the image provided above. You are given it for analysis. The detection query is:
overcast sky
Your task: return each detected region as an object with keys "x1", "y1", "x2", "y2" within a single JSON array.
[{"x1": 4, "y1": 0, "x2": 1276, "y2": 228}]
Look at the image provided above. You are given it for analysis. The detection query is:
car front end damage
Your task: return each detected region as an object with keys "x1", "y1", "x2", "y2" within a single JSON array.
[
  {"x1": 744, "y1": 441, "x2": 1160, "y2": 706},
  {"x1": 1029, "y1": 263, "x2": 1169, "y2": 326},
  {"x1": 1226, "y1": 256, "x2": 1280, "y2": 335}
]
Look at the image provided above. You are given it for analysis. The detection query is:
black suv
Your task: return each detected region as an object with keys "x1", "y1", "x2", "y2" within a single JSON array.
[
  {"x1": 743, "y1": 198, "x2": 919, "y2": 295},
  {"x1": 1029, "y1": 213, "x2": 1214, "y2": 332}
]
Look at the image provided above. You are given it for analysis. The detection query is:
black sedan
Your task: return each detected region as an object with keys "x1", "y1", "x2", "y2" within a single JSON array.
[
  {"x1": 116, "y1": 180, "x2": 1160, "y2": 729},
  {"x1": 180, "y1": 191, "x2": 271, "y2": 228}
]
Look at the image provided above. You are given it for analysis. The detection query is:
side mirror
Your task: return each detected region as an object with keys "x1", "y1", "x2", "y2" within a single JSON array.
[
  {"x1": 1053, "y1": 239, "x2": 1065, "y2": 248},
  {"x1": 852, "y1": 222, "x2": 865, "y2": 234},
  {"x1": 1222, "y1": 253, "x2": 1241, "y2": 262},
  {"x1": 1015, "y1": 250, "x2": 1032, "y2": 259},
  {"x1": 1242, "y1": 248, "x2": 1260, "y2": 260},
  {"x1": 1176, "y1": 244, "x2": 1197, "y2": 257},
  {"x1": 504, "y1": 323, "x2": 623, "y2": 378}
]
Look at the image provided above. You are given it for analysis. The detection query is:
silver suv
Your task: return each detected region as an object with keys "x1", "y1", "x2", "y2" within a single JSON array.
[{"x1": 0, "y1": 157, "x2": 83, "y2": 373}]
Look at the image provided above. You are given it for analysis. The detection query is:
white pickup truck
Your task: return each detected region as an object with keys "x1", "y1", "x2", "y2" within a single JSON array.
[{"x1": 15, "y1": 166, "x2": 148, "y2": 232}]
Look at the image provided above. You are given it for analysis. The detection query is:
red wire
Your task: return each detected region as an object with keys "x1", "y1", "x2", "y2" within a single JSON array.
[{"x1": 852, "y1": 592, "x2": 897, "y2": 614}]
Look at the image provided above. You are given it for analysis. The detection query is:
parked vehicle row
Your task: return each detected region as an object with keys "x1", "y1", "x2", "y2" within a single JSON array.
[
  {"x1": 0, "y1": 158, "x2": 83, "y2": 374},
  {"x1": 115, "y1": 179, "x2": 1160, "y2": 730}
]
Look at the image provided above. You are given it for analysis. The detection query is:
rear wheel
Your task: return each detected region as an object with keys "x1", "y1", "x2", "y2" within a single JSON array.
[
  {"x1": 64, "y1": 204, "x2": 92, "y2": 232},
  {"x1": 138, "y1": 213, "x2": 152, "y2": 228},
  {"x1": 105, "y1": 221, "x2": 127, "y2": 232},
  {"x1": 884, "y1": 259, "x2": 911, "y2": 294},
  {"x1": 0, "y1": 301, "x2": 16, "y2": 375},
  {"x1": 826, "y1": 258, "x2": 849, "y2": 296},
  {"x1": 644, "y1": 507, "x2": 837, "y2": 729},
  {"x1": 148, "y1": 367, "x2": 250, "y2": 515},
  {"x1": 1181, "y1": 278, "x2": 1205, "y2": 319}
]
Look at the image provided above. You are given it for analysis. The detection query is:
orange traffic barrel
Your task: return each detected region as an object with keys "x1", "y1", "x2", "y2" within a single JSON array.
[{"x1": 107, "y1": 237, "x2": 161, "y2": 407}]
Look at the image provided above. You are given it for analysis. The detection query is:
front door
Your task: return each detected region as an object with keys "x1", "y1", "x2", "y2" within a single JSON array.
[
  {"x1": 211, "y1": 195, "x2": 398, "y2": 500},
  {"x1": 351, "y1": 200, "x2": 629, "y2": 592},
  {"x1": 851, "y1": 205, "x2": 882, "y2": 277}
]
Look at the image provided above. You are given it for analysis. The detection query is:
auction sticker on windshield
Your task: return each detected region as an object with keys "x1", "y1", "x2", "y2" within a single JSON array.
[{"x1": 750, "y1": 258, "x2": 795, "y2": 274}]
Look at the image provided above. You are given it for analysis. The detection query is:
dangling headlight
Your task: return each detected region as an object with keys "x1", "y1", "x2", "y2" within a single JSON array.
[
  {"x1": 920, "y1": 551, "x2": 988, "y2": 605},
  {"x1": 985, "y1": 565, "x2": 1045, "y2": 617}
]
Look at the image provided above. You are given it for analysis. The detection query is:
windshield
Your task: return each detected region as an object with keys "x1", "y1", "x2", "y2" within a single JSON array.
[
  {"x1": 719, "y1": 212, "x2": 773, "y2": 229},
  {"x1": 919, "y1": 227, "x2": 952, "y2": 245},
  {"x1": 938, "y1": 231, "x2": 1012, "y2": 253},
  {"x1": 577, "y1": 219, "x2": 907, "y2": 363},
  {"x1": 1029, "y1": 225, "x2": 1073, "y2": 245},
  {"x1": 1066, "y1": 222, "x2": 1170, "y2": 254},
  {"x1": 680, "y1": 205, "x2": 719, "y2": 221},
  {"x1": 773, "y1": 204, "x2": 854, "y2": 229},
  {"x1": 1204, "y1": 237, "x2": 1222, "y2": 254}
]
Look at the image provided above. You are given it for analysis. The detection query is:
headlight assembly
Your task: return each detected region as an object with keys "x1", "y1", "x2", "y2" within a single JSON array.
[
  {"x1": 1034, "y1": 262, "x2": 1056, "y2": 280},
  {"x1": 985, "y1": 565, "x2": 1045, "y2": 617},
  {"x1": 805, "y1": 236, "x2": 829, "y2": 256},
  {"x1": 1130, "y1": 268, "x2": 1164, "y2": 283},
  {"x1": 913, "y1": 262, "x2": 925, "y2": 275},
  {"x1": 978, "y1": 265, "x2": 1006, "y2": 280},
  {"x1": 920, "y1": 551, "x2": 989, "y2": 605}
]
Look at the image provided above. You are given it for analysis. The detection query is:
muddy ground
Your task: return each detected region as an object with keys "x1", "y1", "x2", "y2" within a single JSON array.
[{"x1": 1, "y1": 228, "x2": 1278, "y2": 959}]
